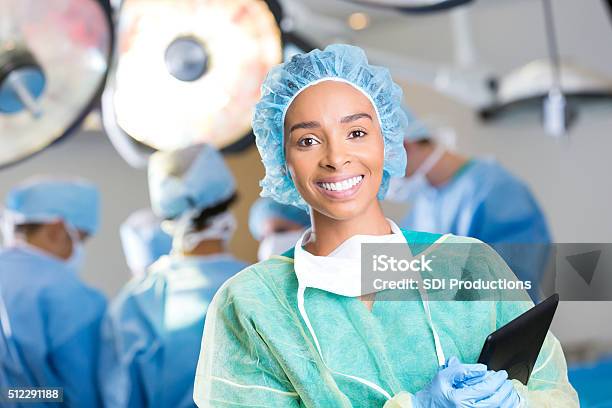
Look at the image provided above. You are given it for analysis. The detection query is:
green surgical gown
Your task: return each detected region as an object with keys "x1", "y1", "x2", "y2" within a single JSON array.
[{"x1": 193, "y1": 230, "x2": 578, "y2": 407}]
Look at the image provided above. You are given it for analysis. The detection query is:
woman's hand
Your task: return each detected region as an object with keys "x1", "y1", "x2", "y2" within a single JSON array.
[{"x1": 412, "y1": 356, "x2": 521, "y2": 408}]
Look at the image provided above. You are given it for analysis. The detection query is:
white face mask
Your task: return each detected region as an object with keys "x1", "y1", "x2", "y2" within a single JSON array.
[
  {"x1": 386, "y1": 145, "x2": 446, "y2": 202},
  {"x1": 66, "y1": 241, "x2": 85, "y2": 270},
  {"x1": 165, "y1": 211, "x2": 237, "y2": 254},
  {"x1": 65, "y1": 227, "x2": 85, "y2": 271},
  {"x1": 257, "y1": 229, "x2": 304, "y2": 261},
  {"x1": 293, "y1": 219, "x2": 408, "y2": 297},
  {"x1": 387, "y1": 173, "x2": 429, "y2": 203}
]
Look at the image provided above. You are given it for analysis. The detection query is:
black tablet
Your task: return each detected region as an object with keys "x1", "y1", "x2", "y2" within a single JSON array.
[{"x1": 477, "y1": 293, "x2": 560, "y2": 385}]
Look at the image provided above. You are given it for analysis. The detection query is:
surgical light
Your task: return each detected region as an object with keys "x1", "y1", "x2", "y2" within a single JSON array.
[
  {"x1": 0, "y1": 0, "x2": 113, "y2": 167},
  {"x1": 104, "y1": 0, "x2": 283, "y2": 155}
]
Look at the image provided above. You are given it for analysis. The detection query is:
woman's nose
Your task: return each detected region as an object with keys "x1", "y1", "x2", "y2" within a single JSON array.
[{"x1": 320, "y1": 137, "x2": 351, "y2": 170}]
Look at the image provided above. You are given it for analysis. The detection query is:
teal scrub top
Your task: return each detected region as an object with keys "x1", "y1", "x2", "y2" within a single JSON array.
[{"x1": 194, "y1": 229, "x2": 577, "y2": 407}]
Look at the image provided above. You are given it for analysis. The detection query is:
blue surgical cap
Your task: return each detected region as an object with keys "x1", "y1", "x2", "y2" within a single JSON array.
[
  {"x1": 401, "y1": 104, "x2": 430, "y2": 141},
  {"x1": 248, "y1": 197, "x2": 310, "y2": 241},
  {"x1": 5, "y1": 178, "x2": 100, "y2": 234},
  {"x1": 252, "y1": 43, "x2": 408, "y2": 210},
  {"x1": 148, "y1": 144, "x2": 236, "y2": 219},
  {"x1": 120, "y1": 209, "x2": 172, "y2": 274}
]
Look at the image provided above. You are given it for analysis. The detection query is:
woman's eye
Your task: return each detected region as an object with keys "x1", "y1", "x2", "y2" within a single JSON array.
[
  {"x1": 350, "y1": 130, "x2": 366, "y2": 138},
  {"x1": 298, "y1": 137, "x2": 318, "y2": 147}
]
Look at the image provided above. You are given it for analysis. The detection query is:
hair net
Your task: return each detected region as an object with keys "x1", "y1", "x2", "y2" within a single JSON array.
[
  {"x1": 252, "y1": 43, "x2": 409, "y2": 210},
  {"x1": 120, "y1": 209, "x2": 172, "y2": 275},
  {"x1": 248, "y1": 197, "x2": 310, "y2": 241},
  {"x1": 3, "y1": 177, "x2": 100, "y2": 234},
  {"x1": 148, "y1": 144, "x2": 236, "y2": 220},
  {"x1": 401, "y1": 104, "x2": 430, "y2": 141}
]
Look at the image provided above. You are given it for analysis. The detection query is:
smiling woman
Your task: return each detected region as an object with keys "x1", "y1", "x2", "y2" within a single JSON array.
[
  {"x1": 193, "y1": 44, "x2": 579, "y2": 408},
  {"x1": 284, "y1": 80, "x2": 386, "y2": 231}
]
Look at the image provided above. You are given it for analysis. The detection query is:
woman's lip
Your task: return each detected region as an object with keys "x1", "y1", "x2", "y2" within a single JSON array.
[
  {"x1": 314, "y1": 175, "x2": 364, "y2": 200},
  {"x1": 315, "y1": 174, "x2": 364, "y2": 183}
]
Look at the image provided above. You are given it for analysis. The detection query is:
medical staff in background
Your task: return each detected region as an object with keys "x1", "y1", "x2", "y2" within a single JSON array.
[
  {"x1": 0, "y1": 178, "x2": 106, "y2": 407},
  {"x1": 249, "y1": 197, "x2": 310, "y2": 261},
  {"x1": 119, "y1": 208, "x2": 172, "y2": 279},
  {"x1": 386, "y1": 106, "x2": 552, "y2": 300},
  {"x1": 99, "y1": 144, "x2": 247, "y2": 408}
]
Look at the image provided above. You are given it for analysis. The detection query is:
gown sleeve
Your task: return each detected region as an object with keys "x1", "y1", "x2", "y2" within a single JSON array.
[{"x1": 193, "y1": 271, "x2": 301, "y2": 408}]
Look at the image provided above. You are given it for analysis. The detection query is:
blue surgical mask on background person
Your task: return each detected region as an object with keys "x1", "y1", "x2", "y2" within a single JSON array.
[{"x1": 65, "y1": 226, "x2": 85, "y2": 271}]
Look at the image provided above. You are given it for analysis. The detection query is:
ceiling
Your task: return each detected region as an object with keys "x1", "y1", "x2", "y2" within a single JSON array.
[{"x1": 280, "y1": 0, "x2": 612, "y2": 75}]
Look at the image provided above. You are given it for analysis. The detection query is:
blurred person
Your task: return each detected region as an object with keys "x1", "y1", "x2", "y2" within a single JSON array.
[
  {"x1": 119, "y1": 208, "x2": 172, "y2": 279},
  {"x1": 248, "y1": 197, "x2": 310, "y2": 261},
  {"x1": 386, "y1": 106, "x2": 552, "y2": 300},
  {"x1": 0, "y1": 178, "x2": 105, "y2": 407},
  {"x1": 99, "y1": 144, "x2": 247, "y2": 408}
]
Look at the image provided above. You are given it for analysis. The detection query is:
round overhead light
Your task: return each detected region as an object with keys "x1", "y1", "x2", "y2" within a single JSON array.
[
  {"x1": 348, "y1": 12, "x2": 370, "y2": 30},
  {"x1": 108, "y1": 0, "x2": 283, "y2": 153},
  {"x1": 0, "y1": 0, "x2": 113, "y2": 167}
]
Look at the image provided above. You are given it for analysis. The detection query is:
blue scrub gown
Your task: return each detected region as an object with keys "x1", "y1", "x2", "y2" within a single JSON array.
[
  {"x1": 99, "y1": 253, "x2": 247, "y2": 408},
  {"x1": 0, "y1": 246, "x2": 107, "y2": 407},
  {"x1": 399, "y1": 158, "x2": 551, "y2": 299}
]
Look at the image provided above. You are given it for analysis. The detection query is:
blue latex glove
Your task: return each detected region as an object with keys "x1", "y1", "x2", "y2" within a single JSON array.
[
  {"x1": 412, "y1": 357, "x2": 514, "y2": 408},
  {"x1": 468, "y1": 376, "x2": 521, "y2": 408},
  {"x1": 465, "y1": 374, "x2": 521, "y2": 408},
  {"x1": 455, "y1": 361, "x2": 522, "y2": 407}
]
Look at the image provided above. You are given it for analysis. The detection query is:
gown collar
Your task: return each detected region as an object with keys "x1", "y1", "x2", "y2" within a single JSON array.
[{"x1": 294, "y1": 218, "x2": 407, "y2": 298}]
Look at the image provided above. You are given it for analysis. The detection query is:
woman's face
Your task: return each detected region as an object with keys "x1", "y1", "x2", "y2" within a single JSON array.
[{"x1": 284, "y1": 80, "x2": 385, "y2": 220}]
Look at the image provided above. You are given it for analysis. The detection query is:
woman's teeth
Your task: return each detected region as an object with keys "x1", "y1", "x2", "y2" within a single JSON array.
[{"x1": 318, "y1": 175, "x2": 363, "y2": 192}]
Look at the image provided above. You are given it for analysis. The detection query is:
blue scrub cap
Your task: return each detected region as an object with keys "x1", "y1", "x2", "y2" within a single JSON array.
[
  {"x1": 248, "y1": 197, "x2": 310, "y2": 241},
  {"x1": 401, "y1": 104, "x2": 431, "y2": 141},
  {"x1": 252, "y1": 43, "x2": 409, "y2": 210},
  {"x1": 148, "y1": 143, "x2": 236, "y2": 220},
  {"x1": 120, "y1": 208, "x2": 172, "y2": 274},
  {"x1": 5, "y1": 177, "x2": 100, "y2": 235}
]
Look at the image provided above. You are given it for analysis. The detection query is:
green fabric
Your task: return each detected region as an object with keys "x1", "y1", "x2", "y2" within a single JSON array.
[
  {"x1": 194, "y1": 231, "x2": 578, "y2": 407},
  {"x1": 280, "y1": 246, "x2": 295, "y2": 259},
  {"x1": 280, "y1": 229, "x2": 442, "y2": 260}
]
